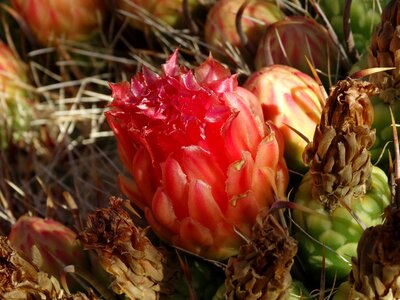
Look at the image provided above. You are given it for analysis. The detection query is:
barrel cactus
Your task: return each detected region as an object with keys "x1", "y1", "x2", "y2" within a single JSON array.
[{"x1": 293, "y1": 79, "x2": 391, "y2": 284}]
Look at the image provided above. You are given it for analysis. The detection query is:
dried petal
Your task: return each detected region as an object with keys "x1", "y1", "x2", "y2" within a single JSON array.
[
  {"x1": 79, "y1": 197, "x2": 178, "y2": 300},
  {"x1": 303, "y1": 78, "x2": 378, "y2": 210},
  {"x1": 225, "y1": 210, "x2": 297, "y2": 300}
]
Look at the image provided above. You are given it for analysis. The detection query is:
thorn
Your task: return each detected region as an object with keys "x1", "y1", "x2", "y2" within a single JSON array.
[
  {"x1": 284, "y1": 122, "x2": 311, "y2": 144},
  {"x1": 63, "y1": 192, "x2": 83, "y2": 231},
  {"x1": 339, "y1": 198, "x2": 367, "y2": 230},
  {"x1": 305, "y1": 56, "x2": 329, "y2": 103},
  {"x1": 319, "y1": 243, "x2": 326, "y2": 300},
  {"x1": 389, "y1": 106, "x2": 400, "y2": 207},
  {"x1": 308, "y1": 0, "x2": 352, "y2": 70},
  {"x1": 349, "y1": 67, "x2": 395, "y2": 79},
  {"x1": 343, "y1": 0, "x2": 360, "y2": 62}
]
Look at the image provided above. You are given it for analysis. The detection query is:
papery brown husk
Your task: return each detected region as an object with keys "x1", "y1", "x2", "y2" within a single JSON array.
[
  {"x1": 79, "y1": 197, "x2": 178, "y2": 300},
  {"x1": 303, "y1": 78, "x2": 378, "y2": 211},
  {"x1": 225, "y1": 209, "x2": 297, "y2": 300},
  {"x1": 0, "y1": 236, "x2": 97, "y2": 300},
  {"x1": 368, "y1": 0, "x2": 400, "y2": 103},
  {"x1": 347, "y1": 208, "x2": 400, "y2": 299}
]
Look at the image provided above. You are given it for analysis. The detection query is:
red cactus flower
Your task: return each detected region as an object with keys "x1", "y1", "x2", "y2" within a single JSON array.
[{"x1": 106, "y1": 50, "x2": 288, "y2": 260}]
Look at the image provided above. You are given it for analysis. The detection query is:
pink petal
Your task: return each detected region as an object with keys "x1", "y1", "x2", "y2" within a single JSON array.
[
  {"x1": 207, "y1": 75, "x2": 238, "y2": 93},
  {"x1": 194, "y1": 54, "x2": 231, "y2": 85},
  {"x1": 222, "y1": 94, "x2": 263, "y2": 161},
  {"x1": 109, "y1": 81, "x2": 132, "y2": 104},
  {"x1": 224, "y1": 190, "x2": 261, "y2": 238},
  {"x1": 142, "y1": 66, "x2": 160, "y2": 85},
  {"x1": 175, "y1": 218, "x2": 214, "y2": 253},
  {"x1": 105, "y1": 113, "x2": 137, "y2": 170},
  {"x1": 161, "y1": 155, "x2": 188, "y2": 219},
  {"x1": 181, "y1": 71, "x2": 201, "y2": 91},
  {"x1": 145, "y1": 207, "x2": 176, "y2": 242},
  {"x1": 132, "y1": 147, "x2": 157, "y2": 205},
  {"x1": 187, "y1": 179, "x2": 225, "y2": 228},
  {"x1": 151, "y1": 188, "x2": 180, "y2": 234},
  {"x1": 118, "y1": 174, "x2": 146, "y2": 211},
  {"x1": 225, "y1": 151, "x2": 254, "y2": 198},
  {"x1": 162, "y1": 49, "x2": 179, "y2": 76},
  {"x1": 175, "y1": 146, "x2": 226, "y2": 207}
]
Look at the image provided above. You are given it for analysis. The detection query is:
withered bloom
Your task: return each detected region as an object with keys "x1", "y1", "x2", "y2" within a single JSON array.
[
  {"x1": 303, "y1": 78, "x2": 378, "y2": 211},
  {"x1": 225, "y1": 210, "x2": 297, "y2": 299},
  {"x1": 79, "y1": 197, "x2": 178, "y2": 300},
  {"x1": 293, "y1": 78, "x2": 391, "y2": 283},
  {"x1": 0, "y1": 236, "x2": 96, "y2": 300},
  {"x1": 347, "y1": 208, "x2": 400, "y2": 298},
  {"x1": 368, "y1": 0, "x2": 400, "y2": 104}
]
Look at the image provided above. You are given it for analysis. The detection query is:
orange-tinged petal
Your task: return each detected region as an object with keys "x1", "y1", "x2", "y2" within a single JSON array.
[
  {"x1": 174, "y1": 216, "x2": 241, "y2": 259},
  {"x1": 118, "y1": 174, "x2": 145, "y2": 211},
  {"x1": 132, "y1": 147, "x2": 157, "y2": 206},
  {"x1": 187, "y1": 179, "x2": 225, "y2": 227},
  {"x1": 225, "y1": 190, "x2": 261, "y2": 238},
  {"x1": 161, "y1": 155, "x2": 188, "y2": 219},
  {"x1": 225, "y1": 151, "x2": 254, "y2": 199},
  {"x1": 151, "y1": 189, "x2": 180, "y2": 234},
  {"x1": 251, "y1": 135, "x2": 286, "y2": 202},
  {"x1": 254, "y1": 130, "x2": 281, "y2": 172},
  {"x1": 222, "y1": 92, "x2": 264, "y2": 160},
  {"x1": 144, "y1": 207, "x2": 175, "y2": 242},
  {"x1": 176, "y1": 218, "x2": 214, "y2": 252},
  {"x1": 176, "y1": 146, "x2": 226, "y2": 205}
]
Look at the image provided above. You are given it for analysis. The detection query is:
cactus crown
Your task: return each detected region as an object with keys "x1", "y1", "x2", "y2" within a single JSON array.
[{"x1": 303, "y1": 78, "x2": 378, "y2": 211}]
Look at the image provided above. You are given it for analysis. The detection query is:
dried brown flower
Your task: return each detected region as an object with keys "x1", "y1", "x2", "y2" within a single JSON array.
[
  {"x1": 79, "y1": 197, "x2": 178, "y2": 300},
  {"x1": 344, "y1": 208, "x2": 400, "y2": 299},
  {"x1": 369, "y1": 0, "x2": 400, "y2": 104},
  {"x1": 225, "y1": 210, "x2": 297, "y2": 300},
  {"x1": 0, "y1": 236, "x2": 97, "y2": 300},
  {"x1": 303, "y1": 78, "x2": 378, "y2": 211}
]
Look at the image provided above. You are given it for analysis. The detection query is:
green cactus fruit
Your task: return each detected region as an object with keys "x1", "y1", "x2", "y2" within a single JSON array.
[
  {"x1": 292, "y1": 78, "x2": 391, "y2": 285},
  {"x1": 318, "y1": 0, "x2": 387, "y2": 54},
  {"x1": 293, "y1": 165, "x2": 390, "y2": 284},
  {"x1": 370, "y1": 96, "x2": 400, "y2": 165}
]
